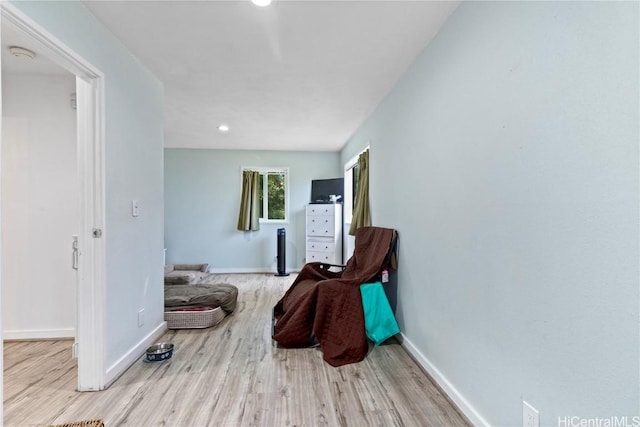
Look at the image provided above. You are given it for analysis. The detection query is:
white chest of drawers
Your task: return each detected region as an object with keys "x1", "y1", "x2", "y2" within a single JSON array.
[{"x1": 305, "y1": 204, "x2": 343, "y2": 265}]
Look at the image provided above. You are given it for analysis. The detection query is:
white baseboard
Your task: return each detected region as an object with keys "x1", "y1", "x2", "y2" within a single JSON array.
[
  {"x1": 3, "y1": 328, "x2": 75, "y2": 340},
  {"x1": 104, "y1": 321, "x2": 167, "y2": 387},
  {"x1": 209, "y1": 267, "x2": 301, "y2": 274},
  {"x1": 399, "y1": 333, "x2": 489, "y2": 427}
]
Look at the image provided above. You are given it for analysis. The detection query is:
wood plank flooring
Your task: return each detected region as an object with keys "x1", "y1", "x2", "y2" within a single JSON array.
[{"x1": 4, "y1": 274, "x2": 470, "y2": 427}]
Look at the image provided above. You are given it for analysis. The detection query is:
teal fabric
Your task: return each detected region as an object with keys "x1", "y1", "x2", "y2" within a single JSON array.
[{"x1": 360, "y1": 282, "x2": 400, "y2": 345}]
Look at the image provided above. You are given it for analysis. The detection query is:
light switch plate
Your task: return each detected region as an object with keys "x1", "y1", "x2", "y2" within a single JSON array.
[
  {"x1": 132, "y1": 200, "x2": 139, "y2": 217},
  {"x1": 523, "y1": 401, "x2": 539, "y2": 427}
]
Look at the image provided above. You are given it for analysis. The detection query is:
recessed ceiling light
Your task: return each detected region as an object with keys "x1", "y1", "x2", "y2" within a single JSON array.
[
  {"x1": 9, "y1": 46, "x2": 36, "y2": 60},
  {"x1": 252, "y1": 0, "x2": 272, "y2": 7},
  {"x1": 218, "y1": 124, "x2": 230, "y2": 132}
]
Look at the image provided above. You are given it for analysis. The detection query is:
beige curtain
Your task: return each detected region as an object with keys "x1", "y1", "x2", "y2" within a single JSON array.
[
  {"x1": 237, "y1": 170, "x2": 261, "y2": 231},
  {"x1": 349, "y1": 149, "x2": 370, "y2": 235}
]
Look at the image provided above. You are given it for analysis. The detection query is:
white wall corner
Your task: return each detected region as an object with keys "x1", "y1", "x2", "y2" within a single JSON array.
[
  {"x1": 398, "y1": 333, "x2": 490, "y2": 427},
  {"x1": 104, "y1": 321, "x2": 167, "y2": 387}
]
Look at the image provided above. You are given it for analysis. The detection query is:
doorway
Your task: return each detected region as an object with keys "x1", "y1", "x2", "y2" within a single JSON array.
[
  {"x1": 1, "y1": 51, "x2": 79, "y2": 341},
  {"x1": 0, "y1": 4, "x2": 106, "y2": 392}
]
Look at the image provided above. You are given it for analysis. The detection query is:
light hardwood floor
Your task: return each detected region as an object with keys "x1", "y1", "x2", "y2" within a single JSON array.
[{"x1": 4, "y1": 274, "x2": 470, "y2": 427}]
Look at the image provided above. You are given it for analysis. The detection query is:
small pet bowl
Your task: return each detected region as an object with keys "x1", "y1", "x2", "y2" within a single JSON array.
[{"x1": 145, "y1": 343, "x2": 174, "y2": 362}]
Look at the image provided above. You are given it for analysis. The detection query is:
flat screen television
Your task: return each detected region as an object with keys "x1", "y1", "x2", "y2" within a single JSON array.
[{"x1": 311, "y1": 178, "x2": 344, "y2": 204}]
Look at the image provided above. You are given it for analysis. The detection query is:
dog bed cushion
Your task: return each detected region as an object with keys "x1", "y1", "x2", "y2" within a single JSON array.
[{"x1": 164, "y1": 283, "x2": 238, "y2": 314}]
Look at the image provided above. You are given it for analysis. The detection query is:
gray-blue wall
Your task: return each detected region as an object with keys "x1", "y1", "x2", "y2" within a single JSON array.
[
  {"x1": 10, "y1": 1, "x2": 165, "y2": 374},
  {"x1": 341, "y1": 2, "x2": 639, "y2": 425},
  {"x1": 165, "y1": 149, "x2": 340, "y2": 272}
]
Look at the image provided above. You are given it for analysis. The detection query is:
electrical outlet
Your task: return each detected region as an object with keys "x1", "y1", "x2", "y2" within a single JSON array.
[
  {"x1": 138, "y1": 309, "x2": 145, "y2": 327},
  {"x1": 523, "y1": 401, "x2": 539, "y2": 427}
]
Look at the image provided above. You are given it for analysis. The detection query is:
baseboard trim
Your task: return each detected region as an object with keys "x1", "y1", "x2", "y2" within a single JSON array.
[
  {"x1": 3, "y1": 328, "x2": 75, "y2": 340},
  {"x1": 398, "y1": 333, "x2": 489, "y2": 427},
  {"x1": 209, "y1": 267, "x2": 301, "y2": 274},
  {"x1": 104, "y1": 321, "x2": 167, "y2": 387}
]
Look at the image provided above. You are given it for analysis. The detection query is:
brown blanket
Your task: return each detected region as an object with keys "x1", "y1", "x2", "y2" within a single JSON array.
[{"x1": 273, "y1": 226, "x2": 396, "y2": 366}]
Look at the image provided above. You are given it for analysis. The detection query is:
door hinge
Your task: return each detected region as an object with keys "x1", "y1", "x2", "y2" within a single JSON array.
[{"x1": 92, "y1": 228, "x2": 103, "y2": 238}]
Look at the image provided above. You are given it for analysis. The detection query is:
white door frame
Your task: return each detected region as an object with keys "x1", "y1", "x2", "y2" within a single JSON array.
[{"x1": 0, "y1": 3, "x2": 106, "y2": 391}]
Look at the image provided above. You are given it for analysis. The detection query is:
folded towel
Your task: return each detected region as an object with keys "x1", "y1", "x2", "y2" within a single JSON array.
[{"x1": 360, "y1": 281, "x2": 400, "y2": 345}]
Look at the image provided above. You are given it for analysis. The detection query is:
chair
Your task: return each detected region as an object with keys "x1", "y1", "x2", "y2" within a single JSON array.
[{"x1": 272, "y1": 226, "x2": 398, "y2": 366}]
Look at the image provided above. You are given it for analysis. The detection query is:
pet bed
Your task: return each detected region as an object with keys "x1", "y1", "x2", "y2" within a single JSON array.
[
  {"x1": 165, "y1": 282, "x2": 238, "y2": 314},
  {"x1": 164, "y1": 263, "x2": 210, "y2": 284},
  {"x1": 164, "y1": 306, "x2": 226, "y2": 329}
]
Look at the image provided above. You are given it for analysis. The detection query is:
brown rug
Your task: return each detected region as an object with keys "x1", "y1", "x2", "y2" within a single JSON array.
[{"x1": 48, "y1": 420, "x2": 104, "y2": 427}]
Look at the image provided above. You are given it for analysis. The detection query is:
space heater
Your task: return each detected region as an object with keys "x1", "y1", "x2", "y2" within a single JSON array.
[{"x1": 275, "y1": 228, "x2": 289, "y2": 277}]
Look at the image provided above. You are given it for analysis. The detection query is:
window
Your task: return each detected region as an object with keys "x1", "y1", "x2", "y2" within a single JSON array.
[
  {"x1": 343, "y1": 146, "x2": 368, "y2": 224},
  {"x1": 243, "y1": 167, "x2": 289, "y2": 223},
  {"x1": 351, "y1": 162, "x2": 360, "y2": 208},
  {"x1": 343, "y1": 146, "x2": 368, "y2": 260}
]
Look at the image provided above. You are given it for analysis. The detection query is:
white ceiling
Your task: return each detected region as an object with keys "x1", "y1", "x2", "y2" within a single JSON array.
[{"x1": 83, "y1": 1, "x2": 459, "y2": 152}]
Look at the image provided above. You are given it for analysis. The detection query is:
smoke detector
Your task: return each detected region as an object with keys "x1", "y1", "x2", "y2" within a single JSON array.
[{"x1": 9, "y1": 46, "x2": 36, "y2": 60}]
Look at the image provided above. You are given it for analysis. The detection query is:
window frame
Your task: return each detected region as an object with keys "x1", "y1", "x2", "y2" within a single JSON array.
[
  {"x1": 241, "y1": 166, "x2": 290, "y2": 224},
  {"x1": 343, "y1": 145, "x2": 369, "y2": 224},
  {"x1": 343, "y1": 145, "x2": 369, "y2": 262}
]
